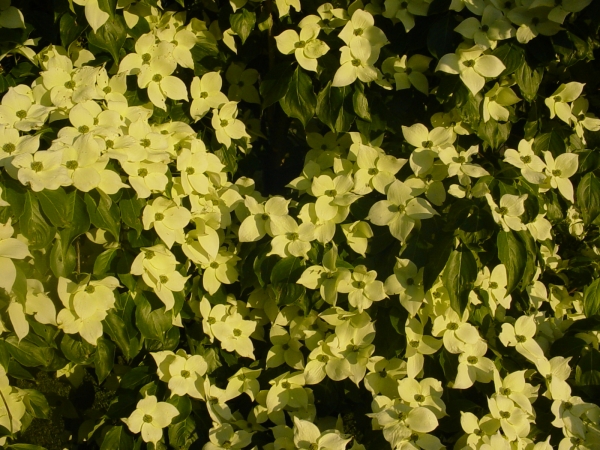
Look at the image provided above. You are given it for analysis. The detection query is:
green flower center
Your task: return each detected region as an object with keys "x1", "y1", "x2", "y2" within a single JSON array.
[
  {"x1": 379, "y1": 369, "x2": 387, "y2": 378},
  {"x1": 144, "y1": 250, "x2": 155, "y2": 259},
  {"x1": 143, "y1": 414, "x2": 153, "y2": 423},
  {"x1": 520, "y1": 155, "x2": 531, "y2": 164},
  {"x1": 210, "y1": 261, "x2": 219, "y2": 269},
  {"x1": 406, "y1": 278, "x2": 415, "y2": 286},
  {"x1": 233, "y1": 328, "x2": 242, "y2": 337},
  {"x1": 410, "y1": 340, "x2": 420, "y2": 348},
  {"x1": 495, "y1": 206, "x2": 508, "y2": 216},
  {"x1": 282, "y1": 343, "x2": 290, "y2": 350},
  {"x1": 422, "y1": 140, "x2": 433, "y2": 148},
  {"x1": 351, "y1": 59, "x2": 361, "y2": 67},
  {"x1": 481, "y1": 25, "x2": 489, "y2": 32},
  {"x1": 261, "y1": 213, "x2": 269, "y2": 220},
  {"x1": 500, "y1": 387, "x2": 511, "y2": 395},
  {"x1": 499, "y1": 411, "x2": 511, "y2": 419},
  {"x1": 220, "y1": 119, "x2": 229, "y2": 127},
  {"x1": 515, "y1": 334, "x2": 527, "y2": 343},
  {"x1": 64, "y1": 80, "x2": 76, "y2": 89},
  {"x1": 446, "y1": 322, "x2": 459, "y2": 331},
  {"x1": 288, "y1": 232, "x2": 299, "y2": 241},
  {"x1": 462, "y1": 60, "x2": 475, "y2": 68},
  {"x1": 154, "y1": 212, "x2": 164, "y2": 221},
  {"x1": 552, "y1": 169, "x2": 562, "y2": 177},
  {"x1": 200, "y1": 91, "x2": 208, "y2": 99},
  {"x1": 368, "y1": 167, "x2": 379, "y2": 175},
  {"x1": 489, "y1": 282, "x2": 498, "y2": 289},
  {"x1": 103, "y1": 86, "x2": 112, "y2": 94},
  {"x1": 85, "y1": 285, "x2": 95, "y2": 293},
  {"x1": 138, "y1": 168, "x2": 148, "y2": 177},
  {"x1": 142, "y1": 53, "x2": 152, "y2": 63},
  {"x1": 3, "y1": 143, "x2": 16, "y2": 154},
  {"x1": 294, "y1": 40, "x2": 306, "y2": 48},
  {"x1": 159, "y1": 275, "x2": 168, "y2": 283},
  {"x1": 16, "y1": 110, "x2": 27, "y2": 119},
  {"x1": 456, "y1": 156, "x2": 466, "y2": 163},
  {"x1": 181, "y1": 370, "x2": 190, "y2": 378},
  {"x1": 140, "y1": 138, "x2": 151, "y2": 148},
  {"x1": 325, "y1": 189, "x2": 337, "y2": 197},
  {"x1": 317, "y1": 354, "x2": 329, "y2": 362},
  {"x1": 105, "y1": 139, "x2": 114, "y2": 148},
  {"x1": 30, "y1": 161, "x2": 44, "y2": 172},
  {"x1": 354, "y1": 280, "x2": 366, "y2": 289},
  {"x1": 546, "y1": 374, "x2": 553, "y2": 382},
  {"x1": 66, "y1": 160, "x2": 79, "y2": 170},
  {"x1": 414, "y1": 394, "x2": 425, "y2": 402},
  {"x1": 152, "y1": 74, "x2": 163, "y2": 83},
  {"x1": 78, "y1": 125, "x2": 90, "y2": 134},
  {"x1": 281, "y1": 381, "x2": 291, "y2": 389},
  {"x1": 564, "y1": 402, "x2": 573, "y2": 410},
  {"x1": 207, "y1": 317, "x2": 216, "y2": 324},
  {"x1": 467, "y1": 356, "x2": 478, "y2": 364},
  {"x1": 186, "y1": 167, "x2": 195, "y2": 175},
  {"x1": 354, "y1": 28, "x2": 363, "y2": 36}
]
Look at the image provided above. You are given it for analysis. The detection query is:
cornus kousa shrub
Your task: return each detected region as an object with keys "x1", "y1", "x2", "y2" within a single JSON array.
[{"x1": 1, "y1": 1, "x2": 600, "y2": 450}]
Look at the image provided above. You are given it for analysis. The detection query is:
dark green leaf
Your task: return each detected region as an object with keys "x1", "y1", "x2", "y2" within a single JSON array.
[
  {"x1": 168, "y1": 416, "x2": 197, "y2": 448},
  {"x1": 577, "y1": 172, "x2": 600, "y2": 226},
  {"x1": 423, "y1": 234, "x2": 454, "y2": 292},
  {"x1": 259, "y1": 62, "x2": 294, "y2": 109},
  {"x1": 119, "y1": 190, "x2": 145, "y2": 235},
  {"x1": 477, "y1": 119, "x2": 511, "y2": 150},
  {"x1": 280, "y1": 67, "x2": 316, "y2": 127},
  {"x1": 497, "y1": 230, "x2": 527, "y2": 294},
  {"x1": 316, "y1": 81, "x2": 355, "y2": 133},
  {"x1": 583, "y1": 279, "x2": 600, "y2": 318},
  {"x1": 22, "y1": 389, "x2": 51, "y2": 419},
  {"x1": 98, "y1": 0, "x2": 117, "y2": 17},
  {"x1": 87, "y1": 14, "x2": 127, "y2": 63},
  {"x1": 120, "y1": 366, "x2": 153, "y2": 390},
  {"x1": 50, "y1": 236, "x2": 77, "y2": 278},
  {"x1": 135, "y1": 294, "x2": 173, "y2": 343},
  {"x1": 94, "y1": 248, "x2": 118, "y2": 275},
  {"x1": 270, "y1": 256, "x2": 304, "y2": 285},
  {"x1": 36, "y1": 187, "x2": 71, "y2": 228},
  {"x1": 104, "y1": 311, "x2": 141, "y2": 361},
  {"x1": 427, "y1": 15, "x2": 460, "y2": 59},
  {"x1": 533, "y1": 130, "x2": 566, "y2": 155},
  {"x1": 442, "y1": 249, "x2": 477, "y2": 314},
  {"x1": 230, "y1": 9, "x2": 256, "y2": 45},
  {"x1": 100, "y1": 426, "x2": 134, "y2": 450},
  {"x1": 492, "y1": 43, "x2": 525, "y2": 76},
  {"x1": 95, "y1": 338, "x2": 115, "y2": 383},
  {"x1": 167, "y1": 395, "x2": 192, "y2": 423},
  {"x1": 61, "y1": 334, "x2": 95, "y2": 364},
  {"x1": 516, "y1": 60, "x2": 543, "y2": 102},
  {"x1": 352, "y1": 82, "x2": 371, "y2": 122},
  {"x1": 516, "y1": 230, "x2": 537, "y2": 291},
  {"x1": 21, "y1": 192, "x2": 54, "y2": 250},
  {"x1": 84, "y1": 191, "x2": 121, "y2": 241},
  {"x1": 60, "y1": 12, "x2": 85, "y2": 48}
]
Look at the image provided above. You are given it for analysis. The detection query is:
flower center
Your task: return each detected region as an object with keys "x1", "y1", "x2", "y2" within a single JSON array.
[
  {"x1": 414, "y1": 394, "x2": 425, "y2": 402},
  {"x1": 282, "y1": 343, "x2": 290, "y2": 350},
  {"x1": 144, "y1": 250, "x2": 155, "y2": 259},
  {"x1": 495, "y1": 206, "x2": 508, "y2": 216},
  {"x1": 200, "y1": 91, "x2": 208, "y2": 99},
  {"x1": 317, "y1": 354, "x2": 329, "y2": 362},
  {"x1": 143, "y1": 414, "x2": 153, "y2": 423},
  {"x1": 351, "y1": 59, "x2": 361, "y2": 67},
  {"x1": 489, "y1": 282, "x2": 498, "y2": 289},
  {"x1": 140, "y1": 138, "x2": 151, "y2": 148},
  {"x1": 159, "y1": 275, "x2": 169, "y2": 283},
  {"x1": 500, "y1": 387, "x2": 511, "y2": 395},
  {"x1": 467, "y1": 356, "x2": 478, "y2": 364},
  {"x1": 368, "y1": 167, "x2": 379, "y2": 175},
  {"x1": 3, "y1": 143, "x2": 16, "y2": 154},
  {"x1": 354, "y1": 28, "x2": 363, "y2": 36},
  {"x1": 379, "y1": 369, "x2": 387, "y2": 378},
  {"x1": 552, "y1": 169, "x2": 562, "y2": 177},
  {"x1": 103, "y1": 86, "x2": 112, "y2": 93},
  {"x1": 281, "y1": 381, "x2": 291, "y2": 389},
  {"x1": 564, "y1": 402, "x2": 573, "y2": 410},
  {"x1": 422, "y1": 140, "x2": 433, "y2": 148},
  {"x1": 64, "y1": 80, "x2": 76, "y2": 89},
  {"x1": 406, "y1": 278, "x2": 415, "y2": 286},
  {"x1": 294, "y1": 40, "x2": 306, "y2": 48},
  {"x1": 446, "y1": 322, "x2": 459, "y2": 331},
  {"x1": 515, "y1": 334, "x2": 527, "y2": 343},
  {"x1": 499, "y1": 411, "x2": 511, "y2": 419},
  {"x1": 186, "y1": 167, "x2": 195, "y2": 175},
  {"x1": 210, "y1": 261, "x2": 219, "y2": 269},
  {"x1": 154, "y1": 212, "x2": 164, "y2": 221},
  {"x1": 138, "y1": 168, "x2": 148, "y2": 177},
  {"x1": 30, "y1": 161, "x2": 44, "y2": 172},
  {"x1": 152, "y1": 74, "x2": 163, "y2": 82},
  {"x1": 105, "y1": 139, "x2": 114, "y2": 148},
  {"x1": 85, "y1": 285, "x2": 96, "y2": 293},
  {"x1": 142, "y1": 53, "x2": 151, "y2": 63},
  {"x1": 520, "y1": 155, "x2": 531, "y2": 164},
  {"x1": 78, "y1": 125, "x2": 89, "y2": 134},
  {"x1": 66, "y1": 160, "x2": 79, "y2": 170},
  {"x1": 354, "y1": 280, "x2": 366, "y2": 289},
  {"x1": 220, "y1": 119, "x2": 229, "y2": 127},
  {"x1": 456, "y1": 156, "x2": 466, "y2": 163},
  {"x1": 462, "y1": 59, "x2": 475, "y2": 68},
  {"x1": 16, "y1": 110, "x2": 27, "y2": 119},
  {"x1": 410, "y1": 340, "x2": 419, "y2": 348},
  {"x1": 233, "y1": 328, "x2": 242, "y2": 336},
  {"x1": 181, "y1": 370, "x2": 190, "y2": 378},
  {"x1": 207, "y1": 317, "x2": 216, "y2": 324},
  {"x1": 481, "y1": 25, "x2": 489, "y2": 32},
  {"x1": 325, "y1": 189, "x2": 337, "y2": 197}
]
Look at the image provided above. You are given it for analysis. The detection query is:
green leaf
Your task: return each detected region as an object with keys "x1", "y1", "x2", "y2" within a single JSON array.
[
  {"x1": 168, "y1": 416, "x2": 197, "y2": 448},
  {"x1": 98, "y1": 0, "x2": 117, "y2": 17},
  {"x1": 84, "y1": 191, "x2": 121, "y2": 241},
  {"x1": 36, "y1": 187, "x2": 71, "y2": 228},
  {"x1": 60, "y1": 12, "x2": 85, "y2": 48},
  {"x1": 4, "y1": 335, "x2": 55, "y2": 368},
  {"x1": 516, "y1": 230, "x2": 537, "y2": 291},
  {"x1": 492, "y1": 43, "x2": 525, "y2": 76},
  {"x1": 423, "y1": 233, "x2": 454, "y2": 292},
  {"x1": 135, "y1": 294, "x2": 173, "y2": 343},
  {"x1": 119, "y1": 190, "x2": 145, "y2": 236},
  {"x1": 259, "y1": 62, "x2": 295, "y2": 109},
  {"x1": 352, "y1": 81, "x2": 371, "y2": 122},
  {"x1": 6, "y1": 444, "x2": 49, "y2": 450},
  {"x1": 87, "y1": 14, "x2": 127, "y2": 63},
  {"x1": 22, "y1": 389, "x2": 51, "y2": 419},
  {"x1": 427, "y1": 15, "x2": 460, "y2": 59},
  {"x1": 50, "y1": 236, "x2": 77, "y2": 278},
  {"x1": 516, "y1": 60, "x2": 543, "y2": 102},
  {"x1": 95, "y1": 338, "x2": 115, "y2": 383},
  {"x1": 64, "y1": 192, "x2": 91, "y2": 246},
  {"x1": 167, "y1": 395, "x2": 192, "y2": 423},
  {"x1": 533, "y1": 130, "x2": 566, "y2": 155},
  {"x1": 230, "y1": 9, "x2": 256, "y2": 45},
  {"x1": 497, "y1": 230, "x2": 527, "y2": 295},
  {"x1": 279, "y1": 67, "x2": 316, "y2": 127},
  {"x1": 583, "y1": 279, "x2": 600, "y2": 318},
  {"x1": 21, "y1": 192, "x2": 54, "y2": 250},
  {"x1": 61, "y1": 333, "x2": 95, "y2": 364},
  {"x1": 94, "y1": 248, "x2": 118, "y2": 275},
  {"x1": 477, "y1": 119, "x2": 511, "y2": 150},
  {"x1": 100, "y1": 426, "x2": 134, "y2": 450},
  {"x1": 316, "y1": 81, "x2": 355, "y2": 133},
  {"x1": 104, "y1": 311, "x2": 141, "y2": 361},
  {"x1": 272, "y1": 283, "x2": 306, "y2": 307},
  {"x1": 270, "y1": 256, "x2": 304, "y2": 285},
  {"x1": 442, "y1": 248, "x2": 477, "y2": 314},
  {"x1": 577, "y1": 172, "x2": 600, "y2": 226}
]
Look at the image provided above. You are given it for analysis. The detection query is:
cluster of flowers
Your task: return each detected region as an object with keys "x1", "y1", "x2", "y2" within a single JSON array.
[{"x1": 0, "y1": 0, "x2": 599, "y2": 449}]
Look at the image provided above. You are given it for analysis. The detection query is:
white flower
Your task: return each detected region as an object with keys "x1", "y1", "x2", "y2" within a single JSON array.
[
  {"x1": 499, "y1": 315, "x2": 545, "y2": 363},
  {"x1": 503, "y1": 139, "x2": 547, "y2": 184},
  {"x1": 545, "y1": 82, "x2": 585, "y2": 124},
  {"x1": 543, "y1": 151, "x2": 578, "y2": 202},
  {"x1": 485, "y1": 193, "x2": 528, "y2": 231},
  {"x1": 332, "y1": 39, "x2": 380, "y2": 87},
  {"x1": 275, "y1": 25, "x2": 330, "y2": 72},
  {"x1": 211, "y1": 102, "x2": 250, "y2": 148},
  {"x1": 123, "y1": 395, "x2": 179, "y2": 444},
  {"x1": 190, "y1": 72, "x2": 229, "y2": 121},
  {"x1": 436, "y1": 45, "x2": 505, "y2": 95},
  {"x1": 72, "y1": 0, "x2": 109, "y2": 33}
]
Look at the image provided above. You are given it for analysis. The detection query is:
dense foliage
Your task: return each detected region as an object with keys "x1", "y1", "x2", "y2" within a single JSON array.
[{"x1": 0, "y1": 0, "x2": 600, "y2": 449}]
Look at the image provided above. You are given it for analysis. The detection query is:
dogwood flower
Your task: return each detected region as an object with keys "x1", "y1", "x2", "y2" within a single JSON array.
[
  {"x1": 454, "y1": 340, "x2": 495, "y2": 389},
  {"x1": 570, "y1": 97, "x2": 600, "y2": 142},
  {"x1": 56, "y1": 276, "x2": 118, "y2": 345},
  {"x1": 266, "y1": 371, "x2": 307, "y2": 413},
  {"x1": 503, "y1": 139, "x2": 547, "y2": 184},
  {"x1": 142, "y1": 197, "x2": 191, "y2": 248},
  {"x1": 405, "y1": 318, "x2": 443, "y2": 378},
  {"x1": 436, "y1": 45, "x2": 506, "y2": 95},
  {"x1": 485, "y1": 193, "x2": 528, "y2": 231},
  {"x1": 380, "y1": 54, "x2": 432, "y2": 94},
  {"x1": 137, "y1": 56, "x2": 188, "y2": 110},
  {"x1": 275, "y1": 0, "x2": 301, "y2": 18},
  {"x1": 454, "y1": 6, "x2": 515, "y2": 49},
  {"x1": 402, "y1": 123, "x2": 455, "y2": 175},
  {"x1": 545, "y1": 82, "x2": 585, "y2": 124},
  {"x1": 439, "y1": 144, "x2": 489, "y2": 185},
  {"x1": 275, "y1": 24, "x2": 330, "y2": 72},
  {"x1": 353, "y1": 144, "x2": 406, "y2": 195},
  {"x1": 190, "y1": 72, "x2": 229, "y2": 121},
  {"x1": 543, "y1": 151, "x2": 578, "y2": 202},
  {"x1": 338, "y1": 9, "x2": 387, "y2": 50},
  {"x1": 385, "y1": 258, "x2": 425, "y2": 316},
  {"x1": 368, "y1": 179, "x2": 437, "y2": 242},
  {"x1": 292, "y1": 416, "x2": 351, "y2": 450},
  {"x1": 198, "y1": 249, "x2": 241, "y2": 295},
  {"x1": 12, "y1": 150, "x2": 71, "y2": 192},
  {"x1": 337, "y1": 265, "x2": 386, "y2": 312},
  {"x1": 535, "y1": 356, "x2": 572, "y2": 401},
  {"x1": 267, "y1": 325, "x2": 305, "y2": 369},
  {"x1": 212, "y1": 312, "x2": 257, "y2": 359},
  {"x1": 332, "y1": 39, "x2": 380, "y2": 87},
  {"x1": 508, "y1": 7, "x2": 563, "y2": 43},
  {"x1": 204, "y1": 423, "x2": 253, "y2": 450},
  {"x1": 211, "y1": 101, "x2": 250, "y2": 148},
  {"x1": 499, "y1": 315, "x2": 545, "y2": 362},
  {"x1": 487, "y1": 395, "x2": 531, "y2": 441},
  {"x1": 340, "y1": 221, "x2": 373, "y2": 256},
  {"x1": 432, "y1": 308, "x2": 481, "y2": 354},
  {"x1": 0, "y1": 220, "x2": 29, "y2": 293},
  {"x1": 123, "y1": 395, "x2": 179, "y2": 445},
  {"x1": 0, "y1": 86, "x2": 52, "y2": 131},
  {"x1": 493, "y1": 369, "x2": 538, "y2": 415},
  {"x1": 152, "y1": 350, "x2": 207, "y2": 399},
  {"x1": 383, "y1": 0, "x2": 430, "y2": 32},
  {"x1": 483, "y1": 84, "x2": 520, "y2": 122}
]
